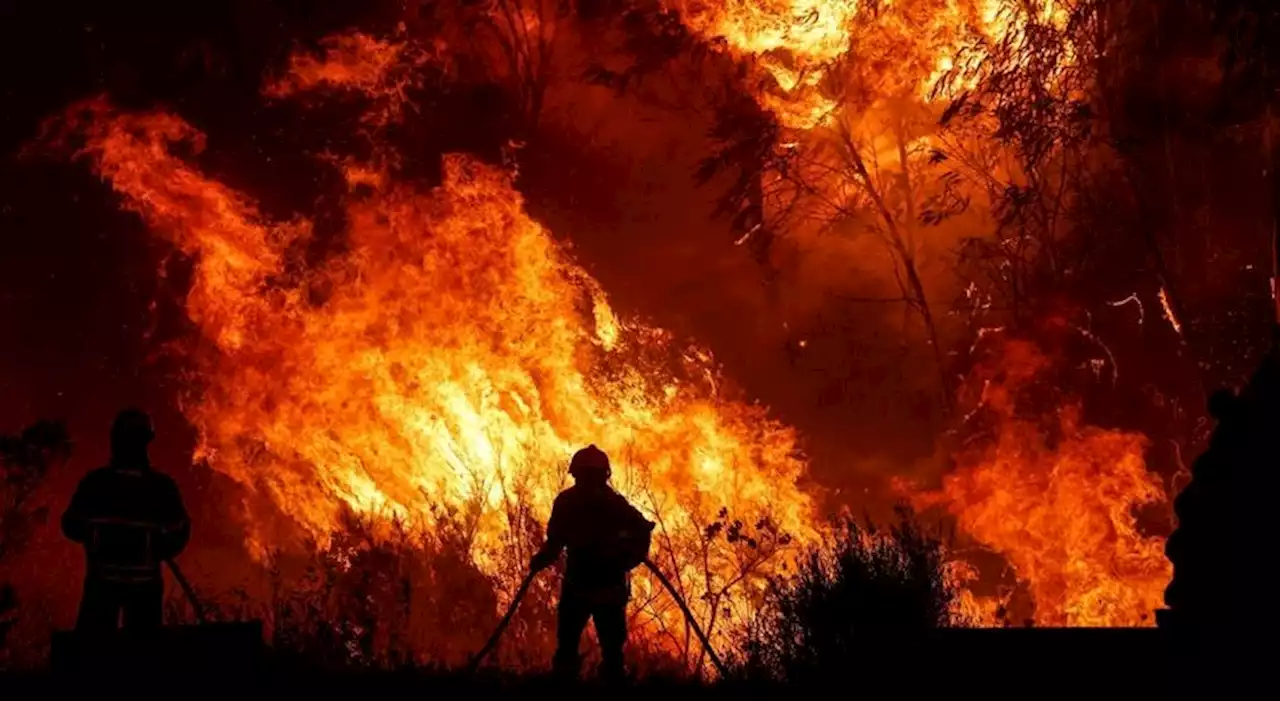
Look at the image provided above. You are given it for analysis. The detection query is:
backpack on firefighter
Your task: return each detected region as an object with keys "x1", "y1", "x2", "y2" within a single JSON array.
[{"x1": 614, "y1": 519, "x2": 655, "y2": 573}]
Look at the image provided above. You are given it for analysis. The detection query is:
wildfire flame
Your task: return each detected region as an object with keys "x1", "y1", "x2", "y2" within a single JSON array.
[
  {"x1": 673, "y1": 0, "x2": 1070, "y2": 128},
  {"x1": 679, "y1": 0, "x2": 1158, "y2": 627},
  {"x1": 263, "y1": 30, "x2": 434, "y2": 127},
  {"x1": 49, "y1": 2, "x2": 1171, "y2": 642},
  {"x1": 674, "y1": 0, "x2": 851, "y2": 128},
  {"x1": 910, "y1": 341, "x2": 1171, "y2": 626},
  {"x1": 59, "y1": 94, "x2": 818, "y2": 651}
]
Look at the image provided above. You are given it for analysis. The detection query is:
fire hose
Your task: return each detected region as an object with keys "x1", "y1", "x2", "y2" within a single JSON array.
[
  {"x1": 165, "y1": 558, "x2": 209, "y2": 624},
  {"x1": 83, "y1": 518, "x2": 209, "y2": 625},
  {"x1": 466, "y1": 559, "x2": 729, "y2": 678}
]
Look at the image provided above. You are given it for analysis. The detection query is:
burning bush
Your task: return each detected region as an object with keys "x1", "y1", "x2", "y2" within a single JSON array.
[{"x1": 260, "y1": 508, "x2": 549, "y2": 670}]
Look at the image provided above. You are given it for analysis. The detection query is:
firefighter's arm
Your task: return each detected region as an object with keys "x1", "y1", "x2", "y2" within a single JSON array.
[
  {"x1": 157, "y1": 477, "x2": 191, "y2": 560},
  {"x1": 60, "y1": 477, "x2": 92, "y2": 543},
  {"x1": 530, "y1": 497, "x2": 567, "y2": 572}
]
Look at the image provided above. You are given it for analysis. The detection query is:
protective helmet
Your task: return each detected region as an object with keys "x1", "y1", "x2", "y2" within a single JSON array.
[
  {"x1": 569, "y1": 444, "x2": 611, "y2": 482},
  {"x1": 110, "y1": 408, "x2": 155, "y2": 448}
]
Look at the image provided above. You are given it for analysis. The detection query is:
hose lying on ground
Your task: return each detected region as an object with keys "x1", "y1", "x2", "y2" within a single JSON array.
[{"x1": 465, "y1": 559, "x2": 729, "y2": 678}]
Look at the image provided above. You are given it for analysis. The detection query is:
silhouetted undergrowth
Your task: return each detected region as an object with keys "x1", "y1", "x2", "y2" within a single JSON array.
[
  {"x1": 0, "y1": 421, "x2": 71, "y2": 654},
  {"x1": 4, "y1": 428, "x2": 956, "y2": 684},
  {"x1": 733, "y1": 507, "x2": 961, "y2": 682},
  {"x1": 157, "y1": 504, "x2": 960, "y2": 681},
  {"x1": 170, "y1": 505, "x2": 561, "y2": 672}
]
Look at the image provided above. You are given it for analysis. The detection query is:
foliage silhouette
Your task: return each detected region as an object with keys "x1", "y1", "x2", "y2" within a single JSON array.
[
  {"x1": 734, "y1": 506, "x2": 961, "y2": 682},
  {"x1": 1, "y1": 421, "x2": 72, "y2": 650}
]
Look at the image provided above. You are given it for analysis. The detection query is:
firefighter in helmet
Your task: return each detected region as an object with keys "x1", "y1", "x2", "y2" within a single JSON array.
[
  {"x1": 62, "y1": 409, "x2": 190, "y2": 634},
  {"x1": 530, "y1": 445, "x2": 655, "y2": 682}
]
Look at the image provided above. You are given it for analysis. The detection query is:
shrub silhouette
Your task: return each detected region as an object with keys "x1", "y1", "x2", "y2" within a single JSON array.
[
  {"x1": 735, "y1": 506, "x2": 961, "y2": 681},
  {"x1": 1, "y1": 420, "x2": 71, "y2": 651}
]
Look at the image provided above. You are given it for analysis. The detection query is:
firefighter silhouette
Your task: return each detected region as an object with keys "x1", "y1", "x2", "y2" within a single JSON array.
[
  {"x1": 1164, "y1": 354, "x2": 1280, "y2": 634},
  {"x1": 530, "y1": 445, "x2": 655, "y2": 681},
  {"x1": 62, "y1": 409, "x2": 190, "y2": 634}
]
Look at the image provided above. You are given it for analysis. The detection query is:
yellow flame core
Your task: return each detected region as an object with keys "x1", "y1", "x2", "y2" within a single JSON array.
[
  {"x1": 942, "y1": 409, "x2": 1170, "y2": 626},
  {"x1": 909, "y1": 342, "x2": 1171, "y2": 626},
  {"x1": 71, "y1": 99, "x2": 818, "y2": 644},
  {"x1": 679, "y1": 0, "x2": 856, "y2": 60},
  {"x1": 675, "y1": 0, "x2": 1071, "y2": 126}
]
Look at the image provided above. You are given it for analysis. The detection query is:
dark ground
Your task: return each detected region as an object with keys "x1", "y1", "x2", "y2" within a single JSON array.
[{"x1": 2, "y1": 627, "x2": 1254, "y2": 696}]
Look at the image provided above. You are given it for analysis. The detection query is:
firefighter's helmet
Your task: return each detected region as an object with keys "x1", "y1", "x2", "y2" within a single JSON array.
[
  {"x1": 111, "y1": 408, "x2": 155, "y2": 449},
  {"x1": 569, "y1": 444, "x2": 611, "y2": 482}
]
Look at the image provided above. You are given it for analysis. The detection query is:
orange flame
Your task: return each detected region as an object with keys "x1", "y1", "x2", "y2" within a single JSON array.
[
  {"x1": 675, "y1": 0, "x2": 854, "y2": 128},
  {"x1": 682, "y1": 0, "x2": 1150, "y2": 627},
  {"x1": 54, "y1": 7, "x2": 1168, "y2": 641},
  {"x1": 264, "y1": 31, "x2": 432, "y2": 126},
  {"x1": 673, "y1": 0, "x2": 1071, "y2": 127},
  {"x1": 62, "y1": 94, "x2": 818, "y2": 652},
  {"x1": 1158, "y1": 286, "x2": 1183, "y2": 337},
  {"x1": 911, "y1": 341, "x2": 1170, "y2": 626}
]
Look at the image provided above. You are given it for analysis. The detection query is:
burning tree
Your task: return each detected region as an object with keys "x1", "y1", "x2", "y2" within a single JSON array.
[{"x1": 645, "y1": 0, "x2": 1183, "y2": 626}]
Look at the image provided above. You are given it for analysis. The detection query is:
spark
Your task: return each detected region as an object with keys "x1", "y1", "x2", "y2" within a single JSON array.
[
  {"x1": 957, "y1": 378, "x2": 991, "y2": 427},
  {"x1": 969, "y1": 325, "x2": 1006, "y2": 354},
  {"x1": 1072, "y1": 324, "x2": 1119, "y2": 385},
  {"x1": 1158, "y1": 287, "x2": 1183, "y2": 336},
  {"x1": 733, "y1": 221, "x2": 762, "y2": 246},
  {"x1": 1106, "y1": 293, "x2": 1145, "y2": 326}
]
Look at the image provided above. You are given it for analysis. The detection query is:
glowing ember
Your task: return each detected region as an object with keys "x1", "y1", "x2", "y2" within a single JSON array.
[
  {"x1": 264, "y1": 31, "x2": 431, "y2": 127},
  {"x1": 264, "y1": 32, "x2": 407, "y2": 97},
  {"x1": 61, "y1": 95, "x2": 818, "y2": 651},
  {"x1": 910, "y1": 341, "x2": 1171, "y2": 626},
  {"x1": 1107, "y1": 294, "x2": 1146, "y2": 326},
  {"x1": 1158, "y1": 286, "x2": 1183, "y2": 336}
]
